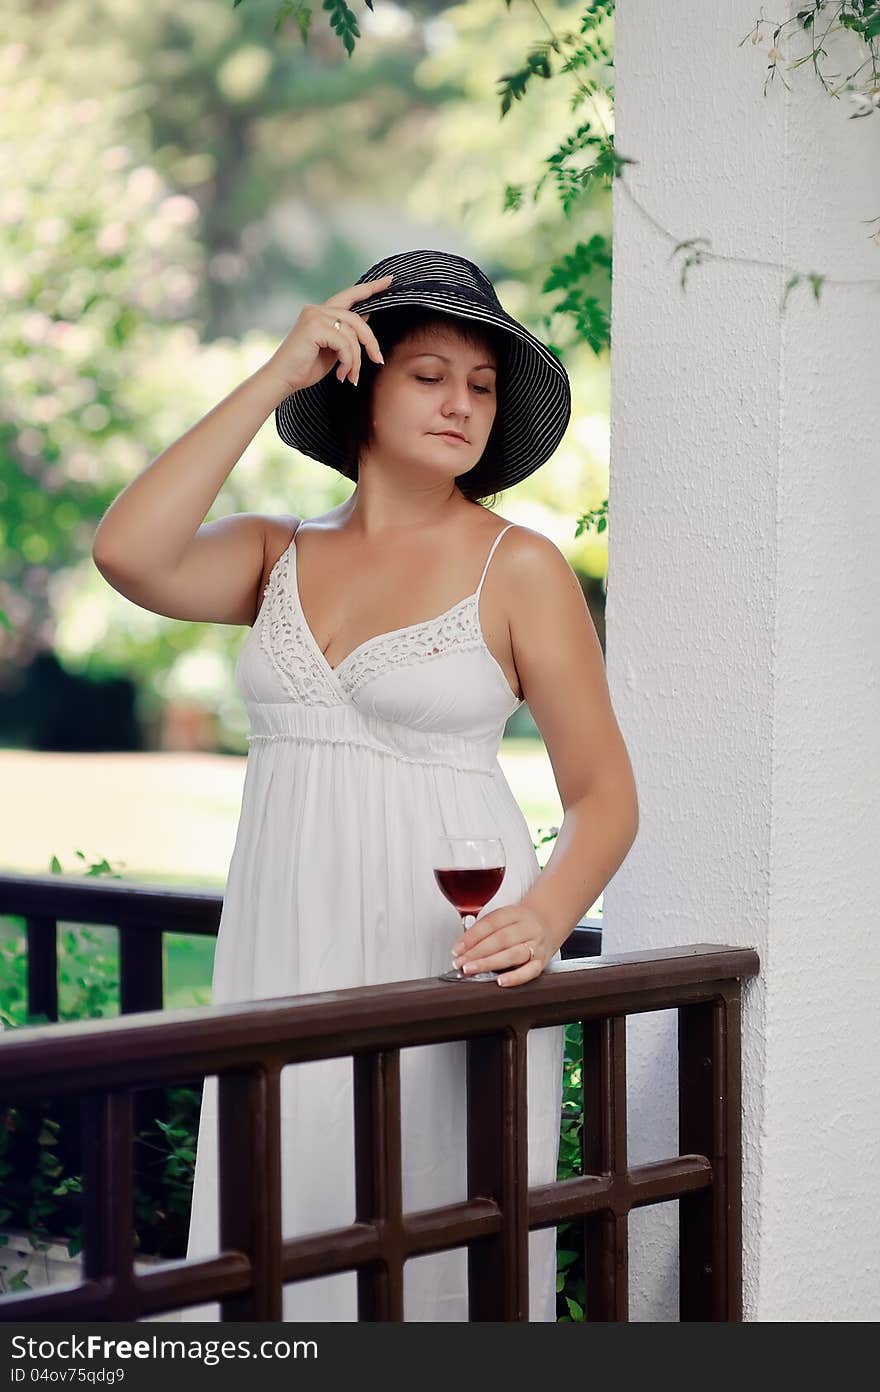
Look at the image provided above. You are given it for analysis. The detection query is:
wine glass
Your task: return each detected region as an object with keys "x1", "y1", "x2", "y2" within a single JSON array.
[{"x1": 432, "y1": 835, "x2": 506, "y2": 983}]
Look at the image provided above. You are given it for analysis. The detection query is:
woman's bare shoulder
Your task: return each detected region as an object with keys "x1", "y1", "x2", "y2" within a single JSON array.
[{"x1": 491, "y1": 517, "x2": 565, "y2": 569}]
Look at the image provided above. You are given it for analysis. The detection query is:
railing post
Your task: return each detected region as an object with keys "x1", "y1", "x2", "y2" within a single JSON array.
[
  {"x1": 119, "y1": 922, "x2": 164, "y2": 1015},
  {"x1": 80, "y1": 1090, "x2": 135, "y2": 1317},
  {"x1": 118, "y1": 921, "x2": 167, "y2": 1146},
  {"x1": 467, "y1": 1027, "x2": 529, "y2": 1320},
  {"x1": 353, "y1": 1049, "x2": 403, "y2": 1320},
  {"x1": 218, "y1": 1065, "x2": 282, "y2": 1320},
  {"x1": 678, "y1": 988, "x2": 743, "y2": 1320},
  {"x1": 582, "y1": 1015, "x2": 629, "y2": 1320},
  {"x1": 25, "y1": 916, "x2": 58, "y2": 1022}
]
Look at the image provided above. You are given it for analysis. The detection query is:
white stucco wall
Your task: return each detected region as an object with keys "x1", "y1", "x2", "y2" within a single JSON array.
[{"x1": 607, "y1": 0, "x2": 880, "y2": 1320}]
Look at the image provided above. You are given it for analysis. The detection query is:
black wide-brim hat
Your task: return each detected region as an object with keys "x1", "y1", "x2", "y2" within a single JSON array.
[{"x1": 275, "y1": 248, "x2": 572, "y2": 492}]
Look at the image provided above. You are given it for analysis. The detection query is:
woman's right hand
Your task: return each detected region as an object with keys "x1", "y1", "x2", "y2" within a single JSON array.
[{"x1": 264, "y1": 273, "x2": 393, "y2": 394}]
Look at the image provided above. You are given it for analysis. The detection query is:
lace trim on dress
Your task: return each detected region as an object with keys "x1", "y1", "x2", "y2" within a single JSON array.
[
  {"x1": 259, "y1": 523, "x2": 516, "y2": 707},
  {"x1": 259, "y1": 549, "x2": 340, "y2": 707},
  {"x1": 334, "y1": 596, "x2": 486, "y2": 697}
]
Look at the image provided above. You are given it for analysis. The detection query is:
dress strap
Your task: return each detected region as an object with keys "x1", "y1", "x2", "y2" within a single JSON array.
[{"x1": 475, "y1": 524, "x2": 516, "y2": 600}]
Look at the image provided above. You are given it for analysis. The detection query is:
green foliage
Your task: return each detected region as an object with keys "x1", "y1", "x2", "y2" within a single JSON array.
[
  {"x1": 0, "y1": 1085, "x2": 203, "y2": 1292},
  {"x1": 540, "y1": 237, "x2": 612, "y2": 354},
  {"x1": 783, "y1": 271, "x2": 827, "y2": 309},
  {"x1": 267, "y1": 0, "x2": 375, "y2": 51},
  {"x1": 0, "y1": 851, "x2": 126, "y2": 1031},
  {"x1": 741, "y1": 2, "x2": 880, "y2": 99},
  {"x1": 0, "y1": 925, "x2": 28, "y2": 1032},
  {"x1": 0, "y1": 1103, "x2": 85, "y2": 1284},
  {"x1": 272, "y1": 1, "x2": 314, "y2": 44},
  {"x1": 0, "y1": 15, "x2": 206, "y2": 692},
  {"x1": 497, "y1": 44, "x2": 556, "y2": 116},
  {"x1": 130, "y1": 1087, "x2": 202, "y2": 1258},
  {"x1": 323, "y1": 0, "x2": 361, "y2": 58},
  {"x1": 495, "y1": 6, "x2": 615, "y2": 364},
  {"x1": 576, "y1": 499, "x2": 608, "y2": 537},
  {"x1": 555, "y1": 1019, "x2": 587, "y2": 1320}
]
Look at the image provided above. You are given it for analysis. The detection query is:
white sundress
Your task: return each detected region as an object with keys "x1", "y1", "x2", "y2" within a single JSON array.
[{"x1": 182, "y1": 520, "x2": 565, "y2": 1322}]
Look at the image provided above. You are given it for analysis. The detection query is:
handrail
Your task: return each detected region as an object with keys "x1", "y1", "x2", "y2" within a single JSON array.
[
  {"x1": 0, "y1": 939, "x2": 759, "y2": 1321},
  {"x1": 0, "y1": 944, "x2": 756, "y2": 1090},
  {"x1": 0, "y1": 870, "x2": 223, "y2": 934}
]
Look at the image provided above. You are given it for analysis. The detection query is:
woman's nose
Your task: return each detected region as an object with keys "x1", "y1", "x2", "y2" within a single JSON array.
[{"x1": 443, "y1": 381, "x2": 471, "y2": 414}]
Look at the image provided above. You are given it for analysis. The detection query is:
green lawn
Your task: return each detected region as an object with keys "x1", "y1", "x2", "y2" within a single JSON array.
[{"x1": 162, "y1": 932, "x2": 215, "y2": 1009}]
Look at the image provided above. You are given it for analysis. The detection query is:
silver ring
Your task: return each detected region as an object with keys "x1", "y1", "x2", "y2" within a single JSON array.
[
  {"x1": 332, "y1": 319, "x2": 342, "y2": 331},
  {"x1": 526, "y1": 943, "x2": 536, "y2": 961}
]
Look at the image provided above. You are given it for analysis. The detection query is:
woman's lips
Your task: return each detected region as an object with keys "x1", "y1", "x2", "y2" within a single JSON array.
[{"x1": 431, "y1": 432, "x2": 468, "y2": 444}]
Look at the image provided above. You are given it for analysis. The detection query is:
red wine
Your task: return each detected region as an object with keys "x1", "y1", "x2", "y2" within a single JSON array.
[{"x1": 433, "y1": 865, "x2": 505, "y2": 916}]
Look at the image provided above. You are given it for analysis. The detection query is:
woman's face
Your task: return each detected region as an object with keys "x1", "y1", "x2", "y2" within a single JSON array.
[{"x1": 362, "y1": 324, "x2": 498, "y2": 482}]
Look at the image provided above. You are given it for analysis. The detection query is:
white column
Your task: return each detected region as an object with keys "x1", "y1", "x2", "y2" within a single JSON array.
[{"x1": 607, "y1": 0, "x2": 880, "y2": 1320}]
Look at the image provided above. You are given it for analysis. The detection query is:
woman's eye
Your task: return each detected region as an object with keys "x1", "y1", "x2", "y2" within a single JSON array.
[{"x1": 415, "y1": 376, "x2": 491, "y2": 394}]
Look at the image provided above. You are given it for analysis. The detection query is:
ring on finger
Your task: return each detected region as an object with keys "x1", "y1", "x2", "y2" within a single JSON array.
[
  {"x1": 331, "y1": 319, "x2": 356, "y2": 382},
  {"x1": 525, "y1": 942, "x2": 536, "y2": 962}
]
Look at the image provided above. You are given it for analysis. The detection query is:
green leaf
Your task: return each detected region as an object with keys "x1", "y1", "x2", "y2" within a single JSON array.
[
  {"x1": 156, "y1": 1122, "x2": 188, "y2": 1139},
  {"x1": 322, "y1": 0, "x2": 360, "y2": 58},
  {"x1": 503, "y1": 184, "x2": 524, "y2": 213}
]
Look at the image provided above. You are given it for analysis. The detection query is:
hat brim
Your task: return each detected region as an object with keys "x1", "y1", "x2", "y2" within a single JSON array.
[{"x1": 275, "y1": 286, "x2": 571, "y2": 492}]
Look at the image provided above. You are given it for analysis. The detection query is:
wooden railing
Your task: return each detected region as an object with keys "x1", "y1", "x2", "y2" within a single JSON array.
[{"x1": 0, "y1": 872, "x2": 758, "y2": 1321}]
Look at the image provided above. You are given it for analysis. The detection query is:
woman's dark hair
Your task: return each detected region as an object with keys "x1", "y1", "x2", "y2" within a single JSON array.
[{"x1": 332, "y1": 305, "x2": 510, "y2": 509}]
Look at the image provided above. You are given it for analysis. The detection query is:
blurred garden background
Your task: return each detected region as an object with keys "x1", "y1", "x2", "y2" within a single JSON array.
[{"x1": 1, "y1": 0, "x2": 613, "y2": 975}]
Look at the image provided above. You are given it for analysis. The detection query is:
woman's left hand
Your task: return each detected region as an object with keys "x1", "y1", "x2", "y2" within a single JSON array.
[{"x1": 451, "y1": 903, "x2": 554, "y2": 987}]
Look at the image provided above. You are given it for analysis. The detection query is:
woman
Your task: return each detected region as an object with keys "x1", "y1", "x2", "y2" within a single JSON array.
[{"x1": 92, "y1": 248, "x2": 640, "y2": 1321}]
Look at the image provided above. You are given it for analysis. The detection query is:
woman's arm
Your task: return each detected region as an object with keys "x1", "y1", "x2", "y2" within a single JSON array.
[
  {"x1": 91, "y1": 365, "x2": 297, "y2": 626},
  {"x1": 451, "y1": 528, "x2": 639, "y2": 984}
]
